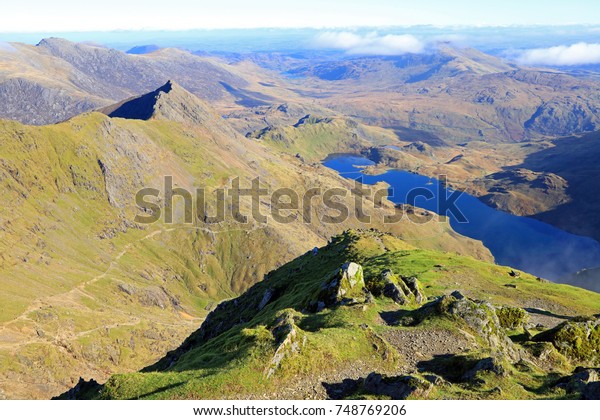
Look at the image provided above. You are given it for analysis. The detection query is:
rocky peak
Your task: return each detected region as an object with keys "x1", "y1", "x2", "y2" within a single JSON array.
[{"x1": 99, "y1": 80, "x2": 219, "y2": 127}]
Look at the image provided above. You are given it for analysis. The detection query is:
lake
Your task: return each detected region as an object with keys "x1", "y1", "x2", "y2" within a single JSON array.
[{"x1": 324, "y1": 154, "x2": 600, "y2": 290}]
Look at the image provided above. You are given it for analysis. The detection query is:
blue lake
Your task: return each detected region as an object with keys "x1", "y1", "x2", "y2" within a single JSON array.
[{"x1": 324, "y1": 155, "x2": 600, "y2": 289}]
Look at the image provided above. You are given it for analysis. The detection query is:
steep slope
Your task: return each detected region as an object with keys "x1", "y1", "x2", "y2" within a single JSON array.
[
  {"x1": 473, "y1": 130, "x2": 600, "y2": 243},
  {"x1": 67, "y1": 230, "x2": 600, "y2": 400},
  {"x1": 0, "y1": 83, "x2": 490, "y2": 399},
  {"x1": 0, "y1": 38, "x2": 282, "y2": 125}
]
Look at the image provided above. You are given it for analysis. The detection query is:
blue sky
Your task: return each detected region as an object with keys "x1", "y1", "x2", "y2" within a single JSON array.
[{"x1": 1, "y1": 0, "x2": 599, "y2": 32}]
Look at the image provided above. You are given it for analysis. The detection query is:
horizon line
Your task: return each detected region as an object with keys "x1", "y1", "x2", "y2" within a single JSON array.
[{"x1": 1, "y1": 23, "x2": 598, "y2": 35}]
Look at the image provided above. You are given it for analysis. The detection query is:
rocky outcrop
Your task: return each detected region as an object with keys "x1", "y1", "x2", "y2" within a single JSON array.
[
  {"x1": 412, "y1": 293, "x2": 518, "y2": 361},
  {"x1": 266, "y1": 311, "x2": 304, "y2": 378},
  {"x1": 372, "y1": 269, "x2": 425, "y2": 306},
  {"x1": 556, "y1": 367, "x2": 600, "y2": 395},
  {"x1": 363, "y1": 372, "x2": 432, "y2": 399},
  {"x1": 461, "y1": 356, "x2": 507, "y2": 381},
  {"x1": 312, "y1": 262, "x2": 367, "y2": 311},
  {"x1": 533, "y1": 317, "x2": 600, "y2": 363}
]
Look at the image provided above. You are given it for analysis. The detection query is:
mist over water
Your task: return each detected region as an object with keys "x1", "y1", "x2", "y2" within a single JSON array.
[{"x1": 324, "y1": 155, "x2": 600, "y2": 291}]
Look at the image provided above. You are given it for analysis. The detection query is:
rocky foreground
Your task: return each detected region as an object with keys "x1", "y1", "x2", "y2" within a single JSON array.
[{"x1": 61, "y1": 230, "x2": 600, "y2": 400}]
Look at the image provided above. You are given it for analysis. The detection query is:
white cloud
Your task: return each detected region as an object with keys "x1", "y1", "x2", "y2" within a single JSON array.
[
  {"x1": 516, "y1": 42, "x2": 600, "y2": 66},
  {"x1": 313, "y1": 31, "x2": 425, "y2": 56}
]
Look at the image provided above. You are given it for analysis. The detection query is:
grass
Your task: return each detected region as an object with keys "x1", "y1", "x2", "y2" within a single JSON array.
[{"x1": 83, "y1": 229, "x2": 600, "y2": 400}]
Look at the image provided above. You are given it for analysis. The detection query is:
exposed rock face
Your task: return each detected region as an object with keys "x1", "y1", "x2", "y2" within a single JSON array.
[
  {"x1": 533, "y1": 318, "x2": 600, "y2": 363},
  {"x1": 258, "y1": 289, "x2": 274, "y2": 311},
  {"x1": 0, "y1": 78, "x2": 105, "y2": 125},
  {"x1": 266, "y1": 311, "x2": 303, "y2": 378},
  {"x1": 413, "y1": 293, "x2": 518, "y2": 361},
  {"x1": 313, "y1": 262, "x2": 367, "y2": 311},
  {"x1": 375, "y1": 269, "x2": 425, "y2": 306}
]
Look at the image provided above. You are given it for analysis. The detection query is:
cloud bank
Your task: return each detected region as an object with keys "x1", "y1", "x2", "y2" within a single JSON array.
[
  {"x1": 516, "y1": 42, "x2": 600, "y2": 66},
  {"x1": 313, "y1": 31, "x2": 425, "y2": 56}
]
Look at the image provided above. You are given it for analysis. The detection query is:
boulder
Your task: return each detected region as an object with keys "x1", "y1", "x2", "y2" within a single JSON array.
[
  {"x1": 533, "y1": 318, "x2": 600, "y2": 363},
  {"x1": 403, "y1": 276, "x2": 426, "y2": 304},
  {"x1": 374, "y1": 269, "x2": 425, "y2": 306},
  {"x1": 266, "y1": 311, "x2": 303, "y2": 378},
  {"x1": 313, "y1": 262, "x2": 366, "y2": 311},
  {"x1": 557, "y1": 368, "x2": 600, "y2": 394},
  {"x1": 583, "y1": 382, "x2": 600, "y2": 400},
  {"x1": 383, "y1": 282, "x2": 409, "y2": 305},
  {"x1": 461, "y1": 356, "x2": 507, "y2": 381},
  {"x1": 363, "y1": 372, "x2": 432, "y2": 399}
]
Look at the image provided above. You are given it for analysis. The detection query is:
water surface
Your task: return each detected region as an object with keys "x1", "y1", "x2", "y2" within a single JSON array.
[{"x1": 324, "y1": 155, "x2": 600, "y2": 288}]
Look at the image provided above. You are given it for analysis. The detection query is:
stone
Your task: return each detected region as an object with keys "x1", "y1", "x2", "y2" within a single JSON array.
[
  {"x1": 403, "y1": 276, "x2": 426, "y2": 304},
  {"x1": 533, "y1": 318, "x2": 600, "y2": 363},
  {"x1": 582, "y1": 382, "x2": 600, "y2": 400},
  {"x1": 461, "y1": 356, "x2": 507, "y2": 381},
  {"x1": 363, "y1": 372, "x2": 432, "y2": 399},
  {"x1": 383, "y1": 282, "x2": 409, "y2": 305},
  {"x1": 314, "y1": 262, "x2": 366, "y2": 311},
  {"x1": 258, "y1": 288, "x2": 274, "y2": 311}
]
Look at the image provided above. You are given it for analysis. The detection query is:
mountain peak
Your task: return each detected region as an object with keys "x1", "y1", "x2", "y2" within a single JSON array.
[{"x1": 99, "y1": 80, "x2": 215, "y2": 124}]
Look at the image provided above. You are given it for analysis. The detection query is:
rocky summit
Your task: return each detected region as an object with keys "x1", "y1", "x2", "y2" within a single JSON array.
[{"x1": 59, "y1": 230, "x2": 600, "y2": 400}]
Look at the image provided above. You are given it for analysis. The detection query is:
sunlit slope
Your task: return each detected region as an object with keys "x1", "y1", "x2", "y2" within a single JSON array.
[{"x1": 0, "y1": 82, "x2": 490, "y2": 399}]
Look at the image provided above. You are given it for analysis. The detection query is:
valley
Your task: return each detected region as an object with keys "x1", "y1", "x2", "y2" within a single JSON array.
[{"x1": 1, "y1": 33, "x2": 600, "y2": 401}]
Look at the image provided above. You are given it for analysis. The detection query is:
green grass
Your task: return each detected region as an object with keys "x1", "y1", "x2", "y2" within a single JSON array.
[{"x1": 84, "y1": 229, "x2": 600, "y2": 400}]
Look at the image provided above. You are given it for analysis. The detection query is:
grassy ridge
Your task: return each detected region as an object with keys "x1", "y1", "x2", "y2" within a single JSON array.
[{"x1": 89, "y1": 230, "x2": 600, "y2": 400}]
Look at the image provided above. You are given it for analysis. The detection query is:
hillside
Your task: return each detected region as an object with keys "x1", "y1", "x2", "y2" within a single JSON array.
[
  {"x1": 63, "y1": 230, "x2": 600, "y2": 400},
  {"x1": 0, "y1": 38, "x2": 285, "y2": 125},
  {"x1": 3, "y1": 40, "x2": 600, "y2": 147},
  {"x1": 278, "y1": 46, "x2": 600, "y2": 143},
  {"x1": 0, "y1": 82, "x2": 491, "y2": 399}
]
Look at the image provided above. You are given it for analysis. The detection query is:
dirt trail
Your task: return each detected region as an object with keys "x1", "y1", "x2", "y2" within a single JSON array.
[{"x1": 0, "y1": 228, "x2": 177, "y2": 343}]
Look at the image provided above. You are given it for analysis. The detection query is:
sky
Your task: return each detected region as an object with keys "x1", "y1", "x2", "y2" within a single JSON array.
[{"x1": 1, "y1": 0, "x2": 600, "y2": 32}]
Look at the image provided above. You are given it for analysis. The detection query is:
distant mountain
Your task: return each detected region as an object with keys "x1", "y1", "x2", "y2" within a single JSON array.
[
  {"x1": 0, "y1": 82, "x2": 489, "y2": 399},
  {"x1": 126, "y1": 45, "x2": 160, "y2": 55},
  {"x1": 0, "y1": 38, "x2": 275, "y2": 125},
  {"x1": 286, "y1": 46, "x2": 516, "y2": 82},
  {"x1": 279, "y1": 46, "x2": 600, "y2": 143}
]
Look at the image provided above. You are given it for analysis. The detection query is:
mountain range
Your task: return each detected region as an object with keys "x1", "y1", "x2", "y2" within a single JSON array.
[{"x1": 1, "y1": 38, "x2": 600, "y2": 400}]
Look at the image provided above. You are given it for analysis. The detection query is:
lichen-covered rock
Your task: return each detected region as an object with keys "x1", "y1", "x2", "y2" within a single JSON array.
[
  {"x1": 363, "y1": 372, "x2": 432, "y2": 399},
  {"x1": 382, "y1": 269, "x2": 412, "y2": 297},
  {"x1": 266, "y1": 310, "x2": 303, "y2": 378},
  {"x1": 370, "y1": 269, "x2": 424, "y2": 306},
  {"x1": 313, "y1": 262, "x2": 366, "y2": 311},
  {"x1": 403, "y1": 276, "x2": 426, "y2": 304},
  {"x1": 533, "y1": 318, "x2": 600, "y2": 363},
  {"x1": 556, "y1": 367, "x2": 600, "y2": 394},
  {"x1": 461, "y1": 356, "x2": 508, "y2": 381},
  {"x1": 383, "y1": 282, "x2": 409, "y2": 305},
  {"x1": 413, "y1": 294, "x2": 518, "y2": 360},
  {"x1": 495, "y1": 306, "x2": 529, "y2": 329}
]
